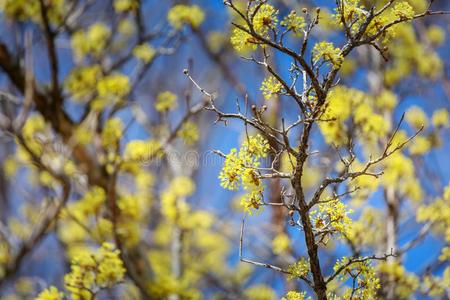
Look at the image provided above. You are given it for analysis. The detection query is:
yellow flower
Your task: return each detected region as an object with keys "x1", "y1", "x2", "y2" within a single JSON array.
[
  {"x1": 96, "y1": 243, "x2": 126, "y2": 287},
  {"x1": 219, "y1": 148, "x2": 242, "y2": 190},
  {"x1": 281, "y1": 11, "x2": 305, "y2": 35},
  {"x1": 167, "y1": 4, "x2": 205, "y2": 29},
  {"x1": 252, "y1": 4, "x2": 278, "y2": 36},
  {"x1": 272, "y1": 233, "x2": 290, "y2": 254},
  {"x1": 287, "y1": 258, "x2": 309, "y2": 279},
  {"x1": 177, "y1": 121, "x2": 199, "y2": 145},
  {"x1": 427, "y1": 25, "x2": 445, "y2": 45},
  {"x1": 124, "y1": 139, "x2": 162, "y2": 162},
  {"x1": 431, "y1": 109, "x2": 449, "y2": 128},
  {"x1": 71, "y1": 23, "x2": 111, "y2": 58},
  {"x1": 97, "y1": 73, "x2": 130, "y2": 99},
  {"x1": 133, "y1": 44, "x2": 156, "y2": 63},
  {"x1": 230, "y1": 27, "x2": 258, "y2": 52},
  {"x1": 155, "y1": 91, "x2": 177, "y2": 112},
  {"x1": 375, "y1": 90, "x2": 398, "y2": 111},
  {"x1": 101, "y1": 118, "x2": 124, "y2": 148},
  {"x1": 36, "y1": 286, "x2": 64, "y2": 300},
  {"x1": 409, "y1": 135, "x2": 431, "y2": 156},
  {"x1": 261, "y1": 76, "x2": 282, "y2": 100},
  {"x1": 113, "y1": 0, "x2": 138, "y2": 12},
  {"x1": 393, "y1": 2, "x2": 415, "y2": 20},
  {"x1": 64, "y1": 243, "x2": 125, "y2": 298},
  {"x1": 313, "y1": 41, "x2": 343, "y2": 68},
  {"x1": 405, "y1": 106, "x2": 428, "y2": 129},
  {"x1": 282, "y1": 291, "x2": 307, "y2": 300},
  {"x1": 65, "y1": 65, "x2": 102, "y2": 102}
]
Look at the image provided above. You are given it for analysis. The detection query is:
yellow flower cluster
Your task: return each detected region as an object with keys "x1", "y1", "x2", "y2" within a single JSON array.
[
  {"x1": 231, "y1": 27, "x2": 258, "y2": 52},
  {"x1": 123, "y1": 139, "x2": 163, "y2": 162},
  {"x1": 405, "y1": 105, "x2": 428, "y2": 129},
  {"x1": 382, "y1": 153, "x2": 423, "y2": 202},
  {"x1": 421, "y1": 268, "x2": 450, "y2": 297},
  {"x1": 113, "y1": 0, "x2": 138, "y2": 13},
  {"x1": 281, "y1": 11, "x2": 306, "y2": 35},
  {"x1": 310, "y1": 199, "x2": 353, "y2": 238},
  {"x1": 177, "y1": 121, "x2": 199, "y2": 145},
  {"x1": 65, "y1": 65, "x2": 102, "y2": 102},
  {"x1": 219, "y1": 135, "x2": 269, "y2": 213},
  {"x1": 244, "y1": 285, "x2": 277, "y2": 300},
  {"x1": 260, "y1": 76, "x2": 282, "y2": 100},
  {"x1": 95, "y1": 72, "x2": 130, "y2": 108},
  {"x1": 417, "y1": 184, "x2": 450, "y2": 261},
  {"x1": 346, "y1": 208, "x2": 383, "y2": 247},
  {"x1": 71, "y1": 23, "x2": 111, "y2": 58},
  {"x1": 393, "y1": 2, "x2": 415, "y2": 20},
  {"x1": 0, "y1": 0, "x2": 64, "y2": 23},
  {"x1": 155, "y1": 91, "x2": 177, "y2": 112},
  {"x1": 408, "y1": 135, "x2": 431, "y2": 156},
  {"x1": 287, "y1": 258, "x2": 309, "y2": 279},
  {"x1": 313, "y1": 42, "x2": 343, "y2": 68},
  {"x1": 334, "y1": 0, "x2": 417, "y2": 46},
  {"x1": 375, "y1": 89, "x2": 398, "y2": 111},
  {"x1": 378, "y1": 261, "x2": 419, "y2": 299},
  {"x1": 384, "y1": 22, "x2": 443, "y2": 85},
  {"x1": 272, "y1": 232, "x2": 290, "y2": 254},
  {"x1": 21, "y1": 114, "x2": 48, "y2": 157},
  {"x1": 167, "y1": 4, "x2": 205, "y2": 30},
  {"x1": 161, "y1": 176, "x2": 195, "y2": 223},
  {"x1": 333, "y1": 257, "x2": 380, "y2": 299},
  {"x1": 426, "y1": 25, "x2": 446, "y2": 46},
  {"x1": 431, "y1": 109, "x2": 449, "y2": 128},
  {"x1": 230, "y1": 3, "x2": 278, "y2": 52},
  {"x1": 133, "y1": 43, "x2": 156, "y2": 63},
  {"x1": 64, "y1": 243, "x2": 125, "y2": 299},
  {"x1": 36, "y1": 286, "x2": 64, "y2": 300},
  {"x1": 319, "y1": 86, "x2": 390, "y2": 146},
  {"x1": 101, "y1": 118, "x2": 124, "y2": 149},
  {"x1": 252, "y1": 4, "x2": 278, "y2": 36},
  {"x1": 282, "y1": 291, "x2": 307, "y2": 300}
]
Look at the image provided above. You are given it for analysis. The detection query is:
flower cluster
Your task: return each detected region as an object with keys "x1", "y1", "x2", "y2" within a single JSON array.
[
  {"x1": 36, "y1": 286, "x2": 64, "y2": 300},
  {"x1": 155, "y1": 91, "x2": 177, "y2": 112},
  {"x1": 113, "y1": 0, "x2": 138, "y2": 13},
  {"x1": 230, "y1": 27, "x2": 258, "y2": 52},
  {"x1": 219, "y1": 135, "x2": 270, "y2": 213},
  {"x1": 230, "y1": 3, "x2": 278, "y2": 52},
  {"x1": 281, "y1": 11, "x2": 306, "y2": 35},
  {"x1": 393, "y1": 2, "x2": 415, "y2": 20},
  {"x1": 313, "y1": 41, "x2": 343, "y2": 68},
  {"x1": 133, "y1": 43, "x2": 156, "y2": 63},
  {"x1": 123, "y1": 139, "x2": 163, "y2": 162},
  {"x1": 417, "y1": 184, "x2": 450, "y2": 261},
  {"x1": 64, "y1": 243, "x2": 125, "y2": 299},
  {"x1": 287, "y1": 258, "x2": 309, "y2": 279},
  {"x1": 167, "y1": 4, "x2": 205, "y2": 30},
  {"x1": 252, "y1": 4, "x2": 278, "y2": 36},
  {"x1": 260, "y1": 76, "x2": 282, "y2": 100},
  {"x1": 177, "y1": 121, "x2": 199, "y2": 145},
  {"x1": 333, "y1": 257, "x2": 380, "y2": 299},
  {"x1": 310, "y1": 199, "x2": 353, "y2": 238},
  {"x1": 65, "y1": 65, "x2": 102, "y2": 102},
  {"x1": 405, "y1": 105, "x2": 428, "y2": 129},
  {"x1": 377, "y1": 261, "x2": 419, "y2": 299},
  {"x1": 71, "y1": 23, "x2": 111, "y2": 58},
  {"x1": 282, "y1": 291, "x2": 307, "y2": 300}
]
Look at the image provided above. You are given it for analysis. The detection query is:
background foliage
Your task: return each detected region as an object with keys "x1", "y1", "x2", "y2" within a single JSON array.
[{"x1": 0, "y1": 0, "x2": 448, "y2": 299}]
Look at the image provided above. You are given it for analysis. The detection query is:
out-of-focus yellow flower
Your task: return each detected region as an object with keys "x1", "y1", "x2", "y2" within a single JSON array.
[
  {"x1": 167, "y1": 5, "x2": 205, "y2": 29},
  {"x1": 36, "y1": 286, "x2": 64, "y2": 300},
  {"x1": 155, "y1": 91, "x2": 177, "y2": 112}
]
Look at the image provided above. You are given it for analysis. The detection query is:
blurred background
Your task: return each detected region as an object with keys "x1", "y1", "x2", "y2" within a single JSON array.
[{"x1": 0, "y1": 0, "x2": 449, "y2": 299}]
